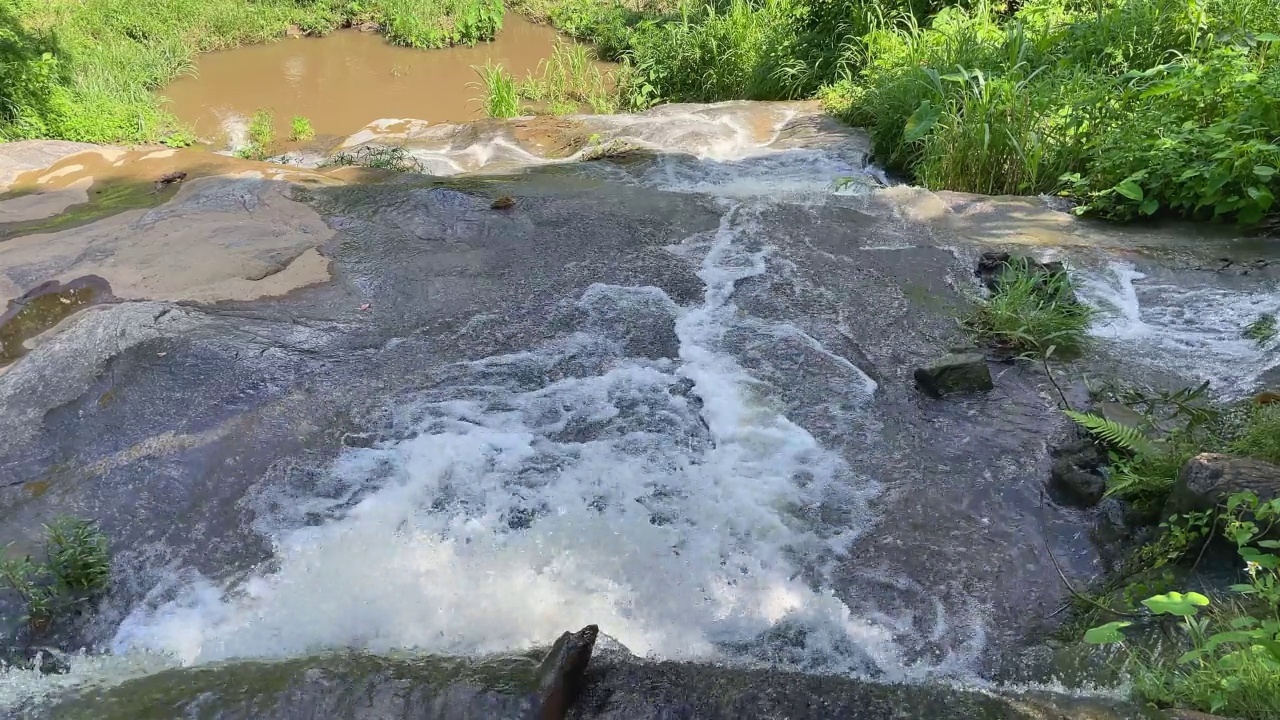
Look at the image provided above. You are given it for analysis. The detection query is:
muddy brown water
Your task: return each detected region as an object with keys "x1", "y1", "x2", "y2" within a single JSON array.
[{"x1": 161, "y1": 15, "x2": 612, "y2": 146}]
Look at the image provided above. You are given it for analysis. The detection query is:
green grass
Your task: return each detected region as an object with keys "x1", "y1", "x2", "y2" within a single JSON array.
[
  {"x1": 290, "y1": 115, "x2": 316, "y2": 142},
  {"x1": 1229, "y1": 404, "x2": 1280, "y2": 465},
  {"x1": 1, "y1": 516, "x2": 111, "y2": 631},
  {"x1": 235, "y1": 107, "x2": 276, "y2": 160},
  {"x1": 519, "y1": 41, "x2": 618, "y2": 114},
  {"x1": 474, "y1": 62, "x2": 521, "y2": 118},
  {"x1": 1243, "y1": 313, "x2": 1278, "y2": 345},
  {"x1": 0, "y1": 0, "x2": 507, "y2": 144},
  {"x1": 322, "y1": 145, "x2": 425, "y2": 173},
  {"x1": 964, "y1": 258, "x2": 1096, "y2": 359}
]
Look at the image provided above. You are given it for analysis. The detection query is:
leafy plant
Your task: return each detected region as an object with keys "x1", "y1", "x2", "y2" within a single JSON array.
[
  {"x1": 1065, "y1": 410, "x2": 1154, "y2": 455},
  {"x1": 1085, "y1": 492, "x2": 1280, "y2": 719},
  {"x1": 0, "y1": 516, "x2": 111, "y2": 632},
  {"x1": 1230, "y1": 404, "x2": 1280, "y2": 465},
  {"x1": 964, "y1": 258, "x2": 1096, "y2": 358},
  {"x1": 473, "y1": 62, "x2": 520, "y2": 119},
  {"x1": 236, "y1": 108, "x2": 276, "y2": 160},
  {"x1": 289, "y1": 115, "x2": 315, "y2": 142},
  {"x1": 322, "y1": 145, "x2": 424, "y2": 173}
]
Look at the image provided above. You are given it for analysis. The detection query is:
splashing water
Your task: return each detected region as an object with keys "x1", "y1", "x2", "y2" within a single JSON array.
[
  {"x1": 104, "y1": 204, "x2": 971, "y2": 681},
  {"x1": 1080, "y1": 261, "x2": 1279, "y2": 396}
]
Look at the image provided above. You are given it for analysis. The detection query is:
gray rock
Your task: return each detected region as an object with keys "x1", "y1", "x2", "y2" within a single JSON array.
[
  {"x1": 535, "y1": 625, "x2": 598, "y2": 720},
  {"x1": 914, "y1": 352, "x2": 993, "y2": 397},
  {"x1": 1164, "y1": 453, "x2": 1280, "y2": 520}
]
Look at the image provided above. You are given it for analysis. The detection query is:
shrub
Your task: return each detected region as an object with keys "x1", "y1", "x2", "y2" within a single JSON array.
[{"x1": 964, "y1": 258, "x2": 1096, "y2": 358}]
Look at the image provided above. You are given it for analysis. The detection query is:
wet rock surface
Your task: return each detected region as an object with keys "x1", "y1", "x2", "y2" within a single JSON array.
[
  {"x1": 913, "y1": 351, "x2": 994, "y2": 397},
  {"x1": 1, "y1": 104, "x2": 1278, "y2": 715}
]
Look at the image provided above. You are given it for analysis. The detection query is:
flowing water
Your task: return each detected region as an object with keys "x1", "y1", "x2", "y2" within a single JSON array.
[
  {"x1": 1, "y1": 101, "x2": 1278, "y2": 717},
  {"x1": 161, "y1": 15, "x2": 612, "y2": 149}
]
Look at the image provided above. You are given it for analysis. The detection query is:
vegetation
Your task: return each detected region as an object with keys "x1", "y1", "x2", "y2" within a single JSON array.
[
  {"x1": 963, "y1": 258, "x2": 1096, "y2": 358},
  {"x1": 474, "y1": 42, "x2": 617, "y2": 117},
  {"x1": 0, "y1": 0, "x2": 505, "y2": 144},
  {"x1": 0, "y1": 517, "x2": 111, "y2": 632},
  {"x1": 290, "y1": 115, "x2": 316, "y2": 142},
  {"x1": 322, "y1": 145, "x2": 425, "y2": 172},
  {"x1": 235, "y1": 107, "x2": 277, "y2": 160},
  {"x1": 1085, "y1": 492, "x2": 1280, "y2": 719},
  {"x1": 1243, "y1": 313, "x2": 1278, "y2": 345},
  {"x1": 474, "y1": 62, "x2": 521, "y2": 118},
  {"x1": 517, "y1": 0, "x2": 1280, "y2": 226}
]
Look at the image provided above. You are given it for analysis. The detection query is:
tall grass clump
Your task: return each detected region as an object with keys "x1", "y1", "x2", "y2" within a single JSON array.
[
  {"x1": 236, "y1": 107, "x2": 276, "y2": 159},
  {"x1": 1, "y1": 516, "x2": 111, "y2": 632},
  {"x1": 290, "y1": 115, "x2": 315, "y2": 142},
  {"x1": 519, "y1": 42, "x2": 618, "y2": 114},
  {"x1": 964, "y1": 258, "x2": 1096, "y2": 358},
  {"x1": 474, "y1": 62, "x2": 521, "y2": 118}
]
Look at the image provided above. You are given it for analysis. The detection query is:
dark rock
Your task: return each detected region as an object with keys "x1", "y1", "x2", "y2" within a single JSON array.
[
  {"x1": 974, "y1": 251, "x2": 1069, "y2": 295},
  {"x1": 1048, "y1": 435, "x2": 1108, "y2": 507},
  {"x1": 1092, "y1": 497, "x2": 1160, "y2": 571},
  {"x1": 1164, "y1": 453, "x2": 1280, "y2": 521},
  {"x1": 535, "y1": 625, "x2": 598, "y2": 720},
  {"x1": 25, "y1": 646, "x2": 70, "y2": 675},
  {"x1": 913, "y1": 352, "x2": 993, "y2": 397}
]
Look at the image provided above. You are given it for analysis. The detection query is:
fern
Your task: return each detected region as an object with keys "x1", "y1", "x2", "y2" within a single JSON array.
[{"x1": 1065, "y1": 410, "x2": 1155, "y2": 456}]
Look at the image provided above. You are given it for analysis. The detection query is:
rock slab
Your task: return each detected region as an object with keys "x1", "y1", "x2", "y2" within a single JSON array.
[
  {"x1": 914, "y1": 352, "x2": 994, "y2": 397},
  {"x1": 1164, "y1": 452, "x2": 1280, "y2": 518}
]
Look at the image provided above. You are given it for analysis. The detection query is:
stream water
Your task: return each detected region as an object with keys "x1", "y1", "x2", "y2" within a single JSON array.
[
  {"x1": 1, "y1": 99, "x2": 1278, "y2": 717},
  {"x1": 161, "y1": 15, "x2": 609, "y2": 148}
]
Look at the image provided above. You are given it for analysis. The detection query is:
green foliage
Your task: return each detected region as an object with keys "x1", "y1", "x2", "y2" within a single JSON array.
[
  {"x1": 519, "y1": 42, "x2": 618, "y2": 115},
  {"x1": 289, "y1": 115, "x2": 315, "y2": 142},
  {"x1": 0, "y1": 516, "x2": 111, "y2": 631},
  {"x1": 1243, "y1": 313, "x2": 1277, "y2": 345},
  {"x1": 0, "y1": 0, "x2": 508, "y2": 144},
  {"x1": 963, "y1": 258, "x2": 1095, "y2": 358},
  {"x1": 1230, "y1": 403, "x2": 1280, "y2": 467},
  {"x1": 322, "y1": 145, "x2": 425, "y2": 173},
  {"x1": 1065, "y1": 411, "x2": 1153, "y2": 455},
  {"x1": 236, "y1": 107, "x2": 276, "y2": 160},
  {"x1": 474, "y1": 62, "x2": 521, "y2": 118},
  {"x1": 1085, "y1": 492, "x2": 1280, "y2": 719}
]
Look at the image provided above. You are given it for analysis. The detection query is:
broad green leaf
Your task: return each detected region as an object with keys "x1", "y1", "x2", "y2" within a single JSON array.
[
  {"x1": 1083, "y1": 621, "x2": 1131, "y2": 644},
  {"x1": 1254, "y1": 165, "x2": 1277, "y2": 179},
  {"x1": 1143, "y1": 591, "x2": 1209, "y2": 617},
  {"x1": 1257, "y1": 33, "x2": 1280, "y2": 42},
  {"x1": 1114, "y1": 180, "x2": 1144, "y2": 201},
  {"x1": 903, "y1": 100, "x2": 940, "y2": 143},
  {"x1": 1257, "y1": 540, "x2": 1280, "y2": 549},
  {"x1": 1139, "y1": 198, "x2": 1159, "y2": 215},
  {"x1": 1259, "y1": 639, "x2": 1280, "y2": 662},
  {"x1": 1230, "y1": 616, "x2": 1260, "y2": 629}
]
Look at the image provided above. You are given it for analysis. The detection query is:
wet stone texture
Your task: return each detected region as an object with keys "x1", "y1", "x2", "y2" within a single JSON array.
[{"x1": 0, "y1": 106, "x2": 1277, "y2": 716}]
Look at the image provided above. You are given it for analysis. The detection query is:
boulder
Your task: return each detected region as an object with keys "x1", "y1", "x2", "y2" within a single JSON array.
[
  {"x1": 536, "y1": 625, "x2": 599, "y2": 720},
  {"x1": 1049, "y1": 436, "x2": 1107, "y2": 507},
  {"x1": 1164, "y1": 453, "x2": 1280, "y2": 518},
  {"x1": 913, "y1": 352, "x2": 993, "y2": 398},
  {"x1": 975, "y1": 251, "x2": 1068, "y2": 293}
]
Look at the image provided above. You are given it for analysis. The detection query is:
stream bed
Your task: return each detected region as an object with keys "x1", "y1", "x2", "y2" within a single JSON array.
[{"x1": 0, "y1": 101, "x2": 1277, "y2": 718}]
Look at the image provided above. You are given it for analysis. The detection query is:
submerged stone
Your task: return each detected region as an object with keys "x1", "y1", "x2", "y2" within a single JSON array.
[{"x1": 914, "y1": 352, "x2": 994, "y2": 397}]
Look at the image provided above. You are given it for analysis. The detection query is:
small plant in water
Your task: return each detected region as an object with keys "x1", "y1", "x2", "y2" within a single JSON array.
[
  {"x1": 1243, "y1": 313, "x2": 1277, "y2": 345},
  {"x1": 0, "y1": 516, "x2": 111, "y2": 633},
  {"x1": 473, "y1": 62, "x2": 520, "y2": 119},
  {"x1": 964, "y1": 258, "x2": 1096, "y2": 359},
  {"x1": 322, "y1": 145, "x2": 424, "y2": 173},
  {"x1": 236, "y1": 108, "x2": 277, "y2": 160},
  {"x1": 290, "y1": 115, "x2": 315, "y2": 142}
]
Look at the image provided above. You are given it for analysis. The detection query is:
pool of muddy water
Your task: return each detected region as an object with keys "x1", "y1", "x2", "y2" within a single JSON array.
[{"x1": 161, "y1": 15, "x2": 611, "y2": 148}]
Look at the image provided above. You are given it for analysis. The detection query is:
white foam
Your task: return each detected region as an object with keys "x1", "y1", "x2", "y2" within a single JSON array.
[
  {"x1": 99, "y1": 204, "x2": 991, "y2": 683},
  {"x1": 1081, "y1": 261, "x2": 1279, "y2": 395}
]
